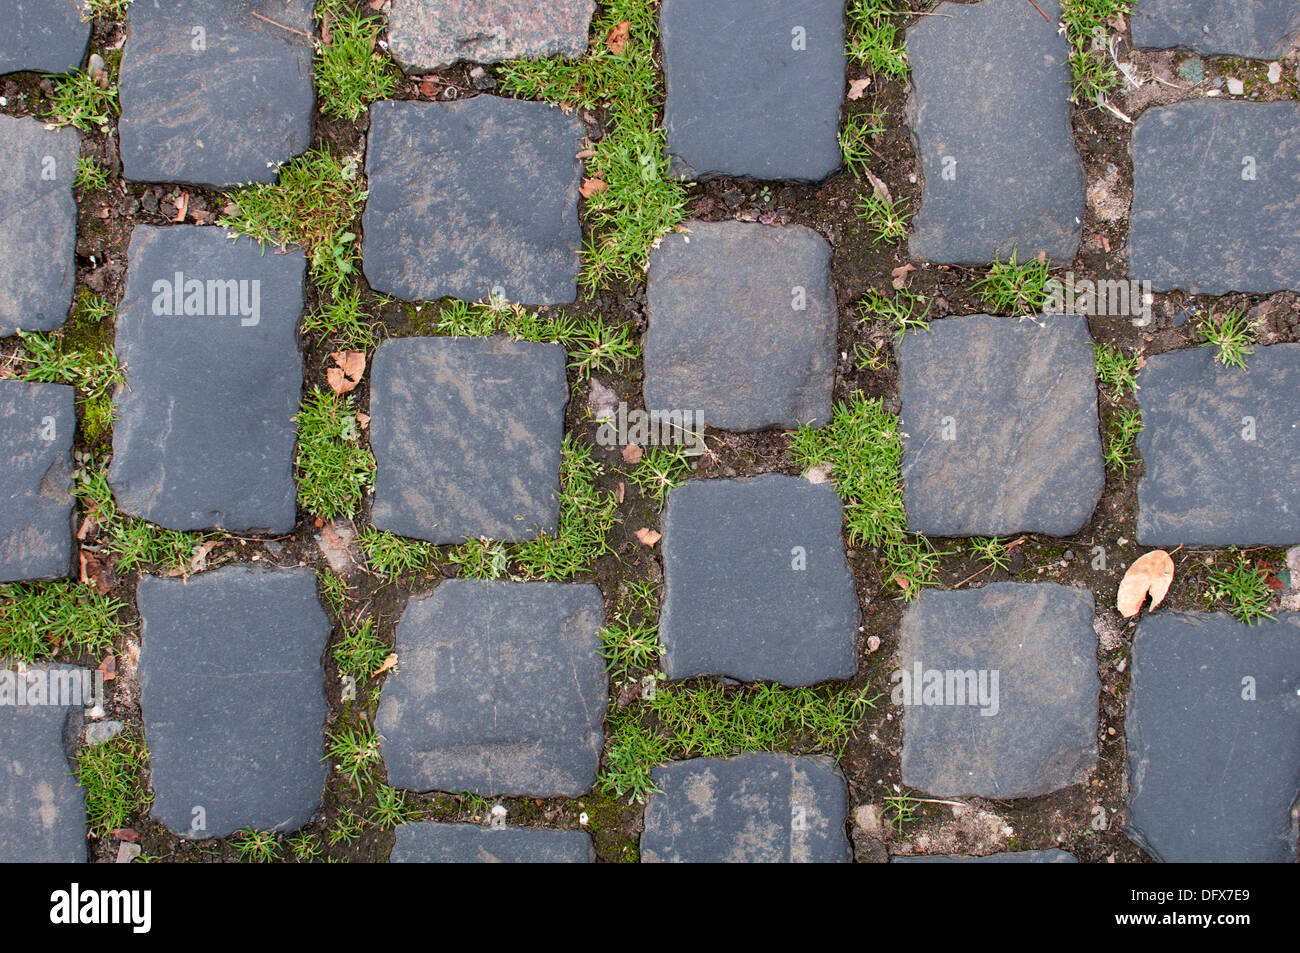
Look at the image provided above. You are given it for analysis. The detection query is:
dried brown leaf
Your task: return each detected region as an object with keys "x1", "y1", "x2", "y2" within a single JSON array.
[{"x1": 1116, "y1": 549, "x2": 1174, "y2": 618}]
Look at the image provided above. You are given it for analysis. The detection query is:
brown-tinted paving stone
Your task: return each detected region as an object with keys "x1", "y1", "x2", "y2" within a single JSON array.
[
  {"x1": 369, "y1": 336, "x2": 567, "y2": 545},
  {"x1": 0, "y1": 665, "x2": 89, "y2": 862},
  {"x1": 387, "y1": 0, "x2": 596, "y2": 71},
  {"x1": 0, "y1": 0, "x2": 90, "y2": 75},
  {"x1": 641, "y1": 754, "x2": 851, "y2": 863},
  {"x1": 644, "y1": 221, "x2": 836, "y2": 431},
  {"x1": 1126, "y1": 612, "x2": 1300, "y2": 863},
  {"x1": 899, "y1": 584, "x2": 1099, "y2": 799},
  {"x1": 906, "y1": 0, "x2": 1084, "y2": 265},
  {"x1": 118, "y1": 0, "x2": 314, "y2": 187},
  {"x1": 0, "y1": 382, "x2": 75, "y2": 582},
  {"x1": 138, "y1": 566, "x2": 329, "y2": 839},
  {"x1": 1131, "y1": 0, "x2": 1300, "y2": 59},
  {"x1": 660, "y1": 475, "x2": 858, "y2": 686},
  {"x1": 390, "y1": 822, "x2": 594, "y2": 863},
  {"x1": 1136, "y1": 344, "x2": 1300, "y2": 546},
  {"x1": 0, "y1": 116, "x2": 79, "y2": 335},
  {"x1": 1130, "y1": 100, "x2": 1300, "y2": 295},
  {"x1": 376, "y1": 581, "x2": 606, "y2": 797},
  {"x1": 898, "y1": 315, "x2": 1103, "y2": 537},
  {"x1": 660, "y1": 0, "x2": 844, "y2": 182},
  {"x1": 363, "y1": 97, "x2": 583, "y2": 305},
  {"x1": 108, "y1": 226, "x2": 305, "y2": 534}
]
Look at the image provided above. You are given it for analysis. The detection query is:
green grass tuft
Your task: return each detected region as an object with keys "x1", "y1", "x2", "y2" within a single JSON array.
[
  {"x1": 333, "y1": 616, "x2": 390, "y2": 679},
  {"x1": 325, "y1": 721, "x2": 382, "y2": 791},
  {"x1": 626, "y1": 445, "x2": 689, "y2": 509},
  {"x1": 846, "y1": 1, "x2": 910, "y2": 77},
  {"x1": 1102, "y1": 408, "x2": 1143, "y2": 475},
  {"x1": 857, "y1": 288, "x2": 930, "y2": 342},
  {"x1": 1197, "y1": 307, "x2": 1256, "y2": 371},
  {"x1": 1061, "y1": 0, "x2": 1132, "y2": 107},
  {"x1": 314, "y1": 0, "x2": 400, "y2": 121},
  {"x1": 972, "y1": 251, "x2": 1052, "y2": 315},
  {"x1": 231, "y1": 829, "x2": 280, "y2": 863},
  {"x1": 358, "y1": 529, "x2": 432, "y2": 581},
  {"x1": 856, "y1": 193, "x2": 910, "y2": 244},
  {"x1": 1206, "y1": 553, "x2": 1275, "y2": 625},
  {"x1": 0, "y1": 582, "x2": 125, "y2": 662},
  {"x1": 301, "y1": 286, "x2": 380, "y2": 350},
  {"x1": 47, "y1": 65, "x2": 118, "y2": 131},
  {"x1": 1094, "y1": 342, "x2": 1140, "y2": 399},
  {"x1": 293, "y1": 388, "x2": 376, "y2": 520},
  {"x1": 839, "y1": 109, "x2": 886, "y2": 178},
  {"x1": 73, "y1": 157, "x2": 111, "y2": 192},
  {"x1": 599, "y1": 580, "x2": 662, "y2": 682},
  {"x1": 76, "y1": 734, "x2": 152, "y2": 836}
]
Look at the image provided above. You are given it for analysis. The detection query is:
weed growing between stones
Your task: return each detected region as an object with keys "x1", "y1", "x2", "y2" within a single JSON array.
[
  {"x1": 971, "y1": 250, "x2": 1053, "y2": 314},
  {"x1": 497, "y1": 0, "x2": 688, "y2": 290},
  {"x1": 231, "y1": 828, "x2": 280, "y2": 863},
  {"x1": 368, "y1": 784, "x2": 417, "y2": 830},
  {"x1": 1205, "y1": 552, "x2": 1276, "y2": 625},
  {"x1": 599, "y1": 580, "x2": 662, "y2": 682},
  {"x1": 293, "y1": 388, "x2": 376, "y2": 520},
  {"x1": 73, "y1": 156, "x2": 111, "y2": 193},
  {"x1": 839, "y1": 109, "x2": 887, "y2": 177},
  {"x1": 845, "y1": 0, "x2": 911, "y2": 77},
  {"x1": 857, "y1": 287, "x2": 930, "y2": 342},
  {"x1": 313, "y1": 0, "x2": 400, "y2": 121},
  {"x1": 358, "y1": 529, "x2": 432, "y2": 581},
  {"x1": 76, "y1": 733, "x2": 152, "y2": 836},
  {"x1": 1197, "y1": 306, "x2": 1257, "y2": 370},
  {"x1": 46, "y1": 60, "x2": 120, "y2": 132},
  {"x1": 333, "y1": 616, "x2": 389, "y2": 680},
  {"x1": 325, "y1": 720, "x2": 383, "y2": 792},
  {"x1": 81, "y1": 0, "x2": 133, "y2": 22},
  {"x1": 317, "y1": 569, "x2": 350, "y2": 615},
  {"x1": 0, "y1": 581, "x2": 125, "y2": 662},
  {"x1": 1060, "y1": 0, "x2": 1132, "y2": 107},
  {"x1": 790, "y1": 393, "x2": 940, "y2": 599},
  {"x1": 625, "y1": 446, "x2": 690, "y2": 509},
  {"x1": 300, "y1": 286, "x2": 380, "y2": 350},
  {"x1": 856, "y1": 193, "x2": 910, "y2": 244},
  {"x1": 1093, "y1": 342, "x2": 1140, "y2": 398},
  {"x1": 73, "y1": 469, "x2": 213, "y2": 574},
  {"x1": 968, "y1": 536, "x2": 1013, "y2": 572},
  {"x1": 1102, "y1": 408, "x2": 1143, "y2": 475}
]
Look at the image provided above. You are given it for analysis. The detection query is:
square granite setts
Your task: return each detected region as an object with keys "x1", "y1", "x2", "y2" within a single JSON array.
[
  {"x1": 1136, "y1": 345, "x2": 1300, "y2": 546},
  {"x1": 117, "y1": 0, "x2": 314, "y2": 187},
  {"x1": 0, "y1": 0, "x2": 90, "y2": 74},
  {"x1": 387, "y1": 0, "x2": 597, "y2": 71},
  {"x1": 138, "y1": 566, "x2": 330, "y2": 838},
  {"x1": 906, "y1": 0, "x2": 1084, "y2": 265},
  {"x1": 0, "y1": 116, "x2": 79, "y2": 335},
  {"x1": 370, "y1": 337, "x2": 568, "y2": 544},
  {"x1": 0, "y1": 665, "x2": 89, "y2": 862},
  {"x1": 1131, "y1": 101, "x2": 1300, "y2": 295},
  {"x1": 899, "y1": 584, "x2": 1099, "y2": 799},
  {"x1": 0, "y1": 382, "x2": 75, "y2": 582},
  {"x1": 660, "y1": 0, "x2": 844, "y2": 182},
  {"x1": 1126, "y1": 612, "x2": 1300, "y2": 863},
  {"x1": 645, "y1": 222, "x2": 837, "y2": 431},
  {"x1": 898, "y1": 315, "x2": 1103, "y2": 537},
  {"x1": 660, "y1": 475, "x2": 858, "y2": 686},
  {"x1": 641, "y1": 754, "x2": 851, "y2": 863},
  {"x1": 391, "y1": 823, "x2": 594, "y2": 863},
  {"x1": 108, "y1": 226, "x2": 306, "y2": 535},
  {"x1": 1131, "y1": 0, "x2": 1300, "y2": 58},
  {"x1": 376, "y1": 581, "x2": 607, "y2": 797},
  {"x1": 363, "y1": 97, "x2": 583, "y2": 305}
]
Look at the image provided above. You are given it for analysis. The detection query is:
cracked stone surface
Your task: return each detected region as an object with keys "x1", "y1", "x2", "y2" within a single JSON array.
[
  {"x1": 661, "y1": 0, "x2": 844, "y2": 182},
  {"x1": 898, "y1": 315, "x2": 1104, "y2": 537},
  {"x1": 118, "y1": 0, "x2": 314, "y2": 187},
  {"x1": 138, "y1": 566, "x2": 329, "y2": 839},
  {"x1": 642, "y1": 754, "x2": 851, "y2": 863},
  {"x1": 0, "y1": 0, "x2": 91, "y2": 74},
  {"x1": 644, "y1": 221, "x2": 837, "y2": 431},
  {"x1": 1126, "y1": 612, "x2": 1300, "y2": 863},
  {"x1": 0, "y1": 665, "x2": 88, "y2": 863},
  {"x1": 391, "y1": 822, "x2": 594, "y2": 863},
  {"x1": 1131, "y1": 0, "x2": 1300, "y2": 58},
  {"x1": 899, "y1": 584, "x2": 1099, "y2": 799},
  {"x1": 893, "y1": 850, "x2": 1078, "y2": 863},
  {"x1": 1136, "y1": 344, "x2": 1300, "y2": 546},
  {"x1": 369, "y1": 336, "x2": 568, "y2": 545},
  {"x1": 0, "y1": 116, "x2": 79, "y2": 335},
  {"x1": 108, "y1": 226, "x2": 305, "y2": 535},
  {"x1": 660, "y1": 474, "x2": 858, "y2": 686},
  {"x1": 0, "y1": 382, "x2": 75, "y2": 582},
  {"x1": 363, "y1": 97, "x2": 583, "y2": 305},
  {"x1": 906, "y1": 0, "x2": 1084, "y2": 265},
  {"x1": 386, "y1": 0, "x2": 596, "y2": 71},
  {"x1": 376, "y1": 581, "x2": 607, "y2": 797},
  {"x1": 1131, "y1": 101, "x2": 1300, "y2": 295}
]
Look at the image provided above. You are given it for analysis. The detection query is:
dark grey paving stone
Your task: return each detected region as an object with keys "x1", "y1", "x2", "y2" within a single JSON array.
[
  {"x1": 661, "y1": 0, "x2": 843, "y2": 182},
  {"x1": 0, "y1": 0, "x2": 90, "y2": 75},
  {"x1": 391, "y1": 822, "x2": 594, "y2": 863},
  {"x1": 898, "y1": 315, "x2": 1103, "y2": 537},
  {"x1": 369, "y1": 336, "x2": 567, "y2": 544},
  {"x1": 906, "y1": 0, "x2": 1084, "y2": 265},
  {"x1": 0, "y1": 665, "x2": 88, "y2": 862},
  {"x1": 893, "y1": 849, "x2": 1078, "y2": 863},
  {"x1": 387, "y1": 0, "x2": 596, "y2": 71},
  {"x1": 1136, "y1": 344, "x2": 1300, "y2": 546},
  {"x1": 899, "y1": 583, "x2": 1099, "y2": 799},
  {"x1": 642, "y1": 753, "x2": 850, "y2": 863},
  {"x1": 376, "y1": 580, "x2": 606, "y2": 797},
  {"x1": 0, "y1": 115, "x2": 79, "y2": 335},
  {"x1": 1131, "y1": 0, "x2": 1300, "y2": 59},
  {"x1": 363, "y1": 97, "x2": 583, "y2": 305},
  {"x1": 138, "y1": 565, "x2": 329, "y2": 839},
  {"x1": 1131, "y1": 101, "x2": 1300, "y2": 295},
  {"x1": 108, "y1": 226, "x2": 305, "y2": 535},
  {"x1": 0, "y1": 382, "x2": 75, "y2": 582},
  {"x1": 1126, "y1": 612, "x2": 1300, "y2": 863},
  {"x1": 660, "y1": 474, "x2": 858, "y2": 686},
  {"x1": 118, "y1": 0, "x2": 314, "y2": 187},
  {"x1": 644, "y1": 221, "x2": 836, "y2": 431}
]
